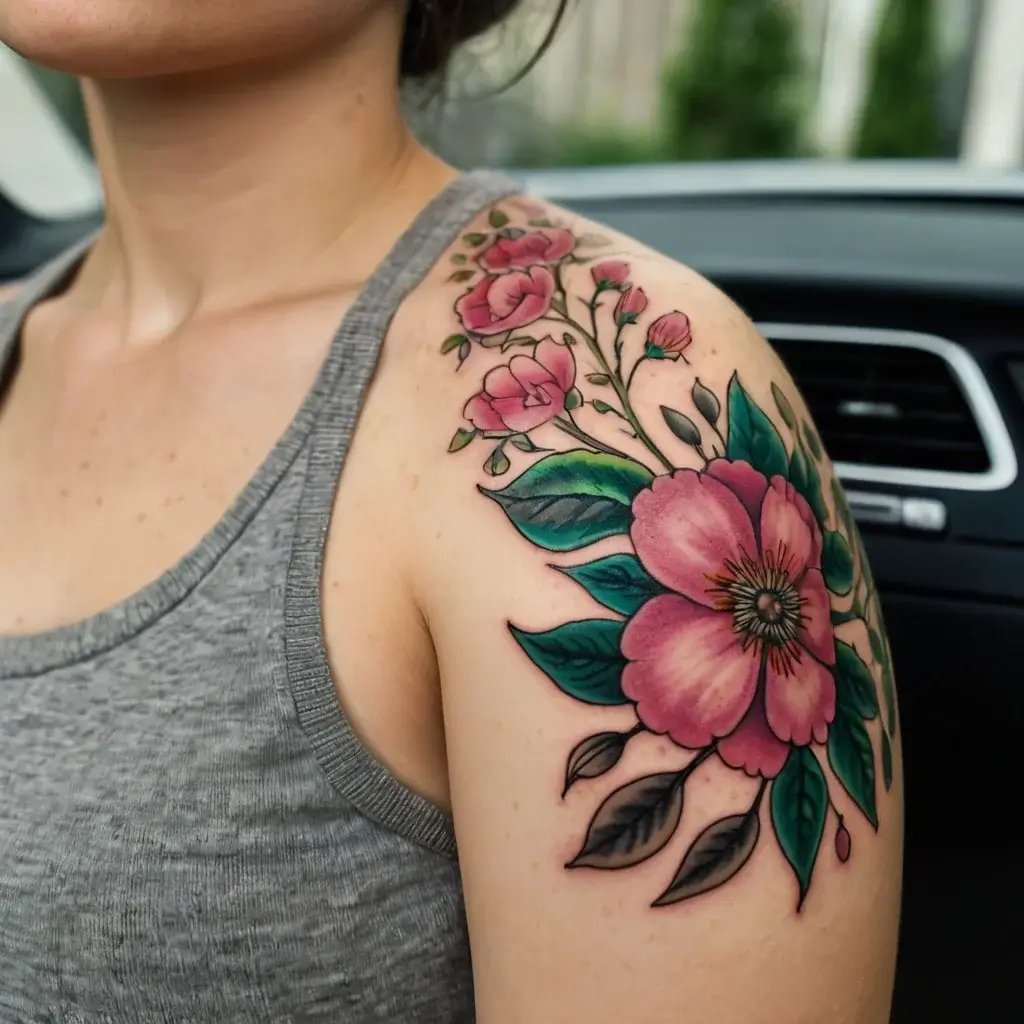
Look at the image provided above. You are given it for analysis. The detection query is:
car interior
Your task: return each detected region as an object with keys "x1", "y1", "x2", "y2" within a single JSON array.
[{"x1": 3, "y1": 161, "x2": 1023, "y2": 1020}]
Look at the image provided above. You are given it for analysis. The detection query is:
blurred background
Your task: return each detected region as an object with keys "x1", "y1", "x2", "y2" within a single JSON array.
[{"x1": 4, "y1": 0, "x2": 1023, "y2": 214}]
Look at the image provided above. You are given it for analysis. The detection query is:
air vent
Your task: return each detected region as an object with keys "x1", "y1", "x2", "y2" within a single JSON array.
[{"x1": 757, "y1": 324, "x2": 1017, "y2": 492}]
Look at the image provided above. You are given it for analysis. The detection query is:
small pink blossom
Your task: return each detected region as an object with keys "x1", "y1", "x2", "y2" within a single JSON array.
[
  {"x1": 647, "y1": 311, "x2": 692, "y2": 357},
  {"x1": 614, "y1": 286, "x2": 648, "y2": 325},
  {"x1": 621, "y1": 459, "x2": 836, "y2": 779},
  {"x1": 456, "y1": 267, "x2": 556, "y2": 337},
  {"x1": 591, "y1": 259, "x2": 631, "y2": 290},
  {"x1": 464, "y1": 336, "x2": 576, "y2": 434},
  {"x1": 479, "y1": 229, "x2": 575, "y2": 272}
]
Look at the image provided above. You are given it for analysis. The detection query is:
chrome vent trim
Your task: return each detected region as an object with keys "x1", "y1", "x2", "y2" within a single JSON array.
[{"x1": 757, "y1": 324, "x2": 1018, "y2": 492}]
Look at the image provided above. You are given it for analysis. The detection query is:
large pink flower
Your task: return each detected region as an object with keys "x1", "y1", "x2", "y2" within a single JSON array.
[
  {"x1": 622, "y1": 460, "x2": 836, "y2": 778},
  {"x1": 464, "y1": 336, "x2": 576, "y2": 433},
  {"x1": 456, "y1": 267, "x2": 555, "y2": 337},
  {"x1": 479, "y1": 228, "x2": 575, "y2": 271}
]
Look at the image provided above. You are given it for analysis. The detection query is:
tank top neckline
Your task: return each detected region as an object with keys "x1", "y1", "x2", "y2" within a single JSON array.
[{"x1": 0, "y1": 169, "x2": 519, "y2": 679}]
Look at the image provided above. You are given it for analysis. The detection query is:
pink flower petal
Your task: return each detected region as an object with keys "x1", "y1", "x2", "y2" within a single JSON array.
[
  {"x1": 630, "y1": 469, "x2": 757, "y2": 607},
  {"x1": 534, "y1": 336, "x2": 576, "y2": 392},
  {"x1": 543, "y1": 228, "x2": 575, "y2": 261},
  {"x1": 483, "y1": 364, "x2": 527, "y2": 401},
  {"x1": 760, "y1": 476, "x2": 817, "y2": 580},
  {"x1": 487, "y1": 273, "x2": 531, "y2": 318},
  {"x1": 622, "y1": 595, "x2": 760, "y2": 748},
  {"x1": 796, "y1": 568, "x2": 835, "y2": 666},
  {"x1": 508, "y1": 353, "x2": 558, "y2": 392},
  {"x1": 718, "y1": 683, "x2": 790, "y2": 779},
  {"x1": 705, "y1": 459, "x2": 769, "y2": 528},
  {"x1": 463, "y1": 393, "x2": 507, "y2": 432},
  {"x1": 489, "y1": 385, "x2": 565, "y2": 432},
  {"x1": 765, "y1": 645, "x2": 836, "y2": 746}
]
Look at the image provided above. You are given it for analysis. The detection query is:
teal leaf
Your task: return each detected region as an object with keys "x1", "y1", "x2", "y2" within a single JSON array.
[
  {"x1": 834, "y1": 641, "x2": 879, "y2": 720},
  {"x1": 789, "y1": 447, "x2": 830, "y2": 526},
  {"x1": 770, "y1": 747, "x2": 828, "y2": 909},
  {"x1": 827, "y1": 703, "x2": 878, "y2": 830},
  {"x1": 881, "y1": 730, "x2": 894, "y2": 791},
  {"x1": 882, "y1": 662, "x2": 897, "y2": 734},
  {"x1": 822, "y1": 530, "x2": 854, "y2": 595},
  {"x1": 726, "y1": 374, "x2": 789, "y2": 480},
  {"x1": 480, "y1": 451, "x2": 654, "y2": 552},
  {"x1": 556, "y1": 554, "x2": 667, "y2": 616},
  {"x1": 510, "y1": 619, "x2": 628, "y2": 706}
]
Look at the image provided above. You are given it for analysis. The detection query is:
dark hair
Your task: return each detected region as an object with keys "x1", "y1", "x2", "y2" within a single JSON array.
[{"x1": 400, "y1": 0, "x2": 569, "y2": 82}]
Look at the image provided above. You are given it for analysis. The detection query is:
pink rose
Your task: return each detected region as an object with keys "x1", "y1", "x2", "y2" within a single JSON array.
[
  {"x1": 479, "y1": 229, "x2": 575, "y2": 272},
  {"x1": 591, "y1": 259, "x2": 630, "y2": 290},
  {"x1": 614, "y1": 285, "x2": 648, "y2": 325},
  {"x1": 464, "y1": 336, "x2": 576, "y2": 433},
  {"x1": 647, "y1": 311, "x2": 692, "y2": 357},
  {"x1": 456, "y1": 267, "x2": 556, "y2": 337},
  {"x1": 622, "y1": 459, "x2": 836, "y2": 779}
]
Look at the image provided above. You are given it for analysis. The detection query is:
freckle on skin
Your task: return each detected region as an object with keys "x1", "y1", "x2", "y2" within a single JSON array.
[
  {"x1": 78, "y1": 460, "x2": 90, "y2": 471},
  {"x1": 95, "y1": 496, "x2": 104, "y2": 508},
  {"x1": 166, "y1": 451, "x2": 177, "y2": 463},
  {"x1": 136, "y1": 512, "x2": 147, "y2": 524},
  {"x1": 411, "y1": 474, "x2": 420, "y2": 491},
  {"x1": 59, "y1": 488, "x2": 69, "y2": 499},
  {"x1": 513, "y1": 800, "x2": 520, "y2": 811}
]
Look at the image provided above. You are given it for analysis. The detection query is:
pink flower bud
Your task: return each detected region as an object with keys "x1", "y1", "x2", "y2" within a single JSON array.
[
  {"x1": 835, "y1": 823, "x2": 851, "y2": 863},
  {"x1": 591, "y1": 259, "x2": 630, "y2": 290},
  {"x1": 614, "y1": 285, "x2": 648, "y2": 325},
  {"x1": 647, "y1": 311, "x2": 692, "y2": 355}
]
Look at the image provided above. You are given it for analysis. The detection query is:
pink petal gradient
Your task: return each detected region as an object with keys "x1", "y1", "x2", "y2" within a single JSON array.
[
  {"x1": 795, "y1": 568, "x2": 835, "y2": 666},
  {"x1": 479, "y1": 229, "x2": 575, "y2": 272},
  {"x1": 631, "y1": 470, "x2": 757, "y2": 607},
  {"x1": 622, "y1": 595, "x2": 760, "y2": 748},
  {"x1": 764, "y1": 648, "x2": 836, "y2": 746},
  {"x1": 705, "y1": 459, "x2": 769, "y2": 529},
  {"x1": 534, "y1": 336, "x2": 575, "y2": 392},
  {"x1": 507, "y1": 353, "x2": 559, "y2": 392},
  {"x1": 489, "y1": 387, "x2": 564, "y2": 432},
  {"x1": 482, "y1": 363, "x2": 528, "y2": 400},
  {"x1": 717, "y1": 683, "x2": 790, "y2": 779},
  {"x1": 455, "y1": 268, "x2": 555, "y2": 336},
  {"x1": 463, "y1": 393, "x2": 506, "y2": 432},
  {"x1": 759, "y1": 476, "x2": 818, "y2": 580}
]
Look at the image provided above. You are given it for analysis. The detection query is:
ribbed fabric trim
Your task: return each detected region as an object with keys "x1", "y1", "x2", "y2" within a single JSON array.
[{"x1": 285, "y1": 170, "x2": 520, "y2": 857}]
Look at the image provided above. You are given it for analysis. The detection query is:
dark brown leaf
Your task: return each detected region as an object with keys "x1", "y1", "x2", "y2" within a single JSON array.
[
  {"x1": 567, "y1": 771, "x2": 684, "y2": 870},
  {"x1": 563, "y1": 731, "x2": 629, "y2": 795},
  {"x1": 653, "y1": 812, "x2": 760, "y2": 906}
]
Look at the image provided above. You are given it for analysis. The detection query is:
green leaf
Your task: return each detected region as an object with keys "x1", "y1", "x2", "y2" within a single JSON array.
[
  {"x1": 485, "y1": 447, "x2": 511, "y2": 477},
  {"x1": 834, "y1": 641, "x2": 878, "y2": 719},
  {"x1": 480, "y1": 451, "x2": 654, "y2": 552},
  {"x1": 789, "y1": 447, "x2": 829, "y2": 526},
  {"x1": 509, "y1": 433, "x2": 545, "y2": 453},
  {"x1": 881, "y1": 730, "x2": 894, "y2": 791},
  {"x1": 661, "y1": 406, "x2": 703, "y2": 447},
  {"x1": 771, "y1": 382, "x2": 797, "y2": 428},
  {"x1": 882, "y1": 662, "x2": 897, "y2": 734},
  {"x1": 770, "y1": 747, "x2": 828, "y2": 909},
  {"x1": 528, "y1": 216, "x2": 555, "y2": 228},
  {"x1": 447, "y1": 427, "x2": 476, "y2": 453},
  {"x1": 556, "y1": 553, "x2": 667, "y2": 616},
  {"x1": 565, "y1": 387, "x2": 583, "y2": 411},
  {"x1": 488, "y1": 209, "x2": 510, "y2": 229},
  {"x1": 441, "y1": 333, "x2": 468, "y2": 354},
  {"x1": 802, "y1": 421, "x2": 823, "y2": 460},
  {"x1": 448, "y1": 269, "x2": 475, "y2": 283},
  {"x1": 830, "y1": 608, "x2": 860, "y2": 628},
  {"x1": 726, "y1": 374, "x2": 789, "y2": 480},
  {"x1": 822, "y1": 530, "x2": 854, "y2": 595},
  {"x1": 550, "y1": 294, "x2": 568, "y2": 317},
  {"x1": 827, "y1": 703, "x2": 878, "y2": 830},
  {"x1": 451, "y1": 253, "x2": 468, "y2": 264},
  {"x1": 462, "y1": 232, "x2": 488, "y2": 246},
  {"x1": 586, "y1": 373, "x2": 611, "y2": 385},
  {"x1": 510, "y1": 619, "x2": 628, "y2": 705},
  {"x1": 592, "y1": 399, "x2": 615, "y2": 414},
  {"x1": 869, "y1": 627, "x2": 886, "y2": 663}
]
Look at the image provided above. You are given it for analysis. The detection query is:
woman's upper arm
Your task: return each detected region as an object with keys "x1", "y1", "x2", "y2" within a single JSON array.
[{"x1": 415, "y1": 203, "x2": 902, "y2": 1024}]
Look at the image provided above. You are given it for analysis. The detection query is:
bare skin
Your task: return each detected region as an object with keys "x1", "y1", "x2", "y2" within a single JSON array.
[{"x1": 0, "y1": 2, "x2": 901, "y2": 1019}]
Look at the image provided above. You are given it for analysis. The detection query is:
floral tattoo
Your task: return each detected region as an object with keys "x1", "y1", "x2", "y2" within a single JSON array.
[{"x1": 441, "y1": 201, "x2": 897, "y2": 911}]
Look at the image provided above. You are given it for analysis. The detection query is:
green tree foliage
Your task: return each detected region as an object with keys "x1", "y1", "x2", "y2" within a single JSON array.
[
  {"x1": 661, "y1": 0, "x2": 807, "y2": 161},
  {"x1": 855, "y1": 0, "x2": 943, "y2": 158}
]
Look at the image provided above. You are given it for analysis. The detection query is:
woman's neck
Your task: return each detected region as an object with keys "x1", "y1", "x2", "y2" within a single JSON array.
[{"x1": 73, "y1": 27, "x2": 453, "y2": 339}]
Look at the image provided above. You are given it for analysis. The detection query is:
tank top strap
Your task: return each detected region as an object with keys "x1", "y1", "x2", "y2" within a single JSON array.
[{"x1": 285, "y1": 169, "x2": 521, "y2": 854}]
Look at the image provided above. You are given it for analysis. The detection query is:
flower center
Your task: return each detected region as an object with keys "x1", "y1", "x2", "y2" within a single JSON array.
[{"x1": 710, "y1": 551, "x2": 803, "y2": 651}]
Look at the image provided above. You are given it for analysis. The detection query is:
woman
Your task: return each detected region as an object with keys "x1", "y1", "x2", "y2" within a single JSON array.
[{"x1": 0, "y1": 2, "x2": 902, "y2": 1021}]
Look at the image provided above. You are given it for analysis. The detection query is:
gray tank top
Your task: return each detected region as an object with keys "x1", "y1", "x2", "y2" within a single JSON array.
[{"x1": 0, "y1": 170, "x2": 518, "y2": 1023}]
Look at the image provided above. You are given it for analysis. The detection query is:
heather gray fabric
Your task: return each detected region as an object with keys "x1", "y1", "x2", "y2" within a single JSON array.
[{"x1": 0, "y1": 170, "x2": 518, "y2": 1023}]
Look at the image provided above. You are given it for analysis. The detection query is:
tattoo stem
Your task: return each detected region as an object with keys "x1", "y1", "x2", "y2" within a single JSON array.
[
  {"x1": 625, "y1": 354, "x2": 647, "y2": 392},
  {"x1": 751, "y1": 776, "x2": 769, "y2": 813},
  {"x1": 552, "y1": 416, "x2": 644, "y2": 465},
  {"x1": 678, "y1": 744, "x2": 716, "y2": 783},
  {"x1": 558, "y1": 296, "x2": 674, "y2": 474}
]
